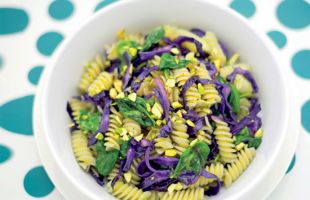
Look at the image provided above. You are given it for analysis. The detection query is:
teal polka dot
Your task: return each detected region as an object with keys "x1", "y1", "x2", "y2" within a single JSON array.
[
  {"x1": 0, "y1": 145, "x2": 12, "y2": 163},
  {"x1": 267, "y1": 30, "x2": 287, "y2": 49},
  {"x1": 0, "y1": 8, "x2": 29, "y2": 35},
  {"x1": 36, "y1": 32, "x2": 64, "y2": 56},
  {"x1": 292, "y1": 49, "x2": 310, "y2": 79},
  {"x1": 277, "y1": 0, "x2": 310, "y2": 29},
  {"x1": 94, "y1": 0, "x2": 118, "y2": 12},
  {"x1": 0, "y1": 55, "x2": 3, "y2": 69},
  {"x1": 28, "y1": 66, "x2": 44, "y2": 85},
  {"x1": 0, "y1": 95, "x2": 34, "y2": 135},
  {"x1": 24, "y1": 166, "x2": 55, "y2": 197},
  {"x1": 48, "y1": 0, "x2": 74, "y2": 20},
  {"x1": 286, "y1": 154, "x2": 296, "y2": 174},
  {"x1": 229, "y1": 0, "x2": 256, "y2": 18},
  {"x1": 302, "y1": 100, "x2": 310, "y2": 133}
]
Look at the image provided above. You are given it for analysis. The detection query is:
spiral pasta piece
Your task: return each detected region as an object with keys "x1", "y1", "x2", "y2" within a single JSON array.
[
  {"x1": 78, "y1": 55, "x2": 105, "y2": 92},
  {"x1": 155, "y1": 136, "x2": 174, "y2": 155},
  {"x1": 194, "y1": 63, "x2": 211, "y2": 80},
  {"x1": 196, "y1": 130, "x2": 212, "y2": 145},
  {"x1": 125, "y1": 158, "x2": 142, "y2": 185},
  {"x1": 108, "y1": 163, "x2": 120, "y2": 181},
  {"x1": 123, "y1": 118, "x2": 141, "y2": 137},
  {"x1": 136, "y1": 76, "x2": 155, "y2": 97},
  {"x1": 224, "y1": 146, "x2": 256, "y2": 187},
  {"x1": 107, "y1": 180, "x2": 152, "y2": 200},
  {"x1": 69, "y1": 99, "x2": 94, "y2": 124},
  {"x1": 104, "y1": 107, "x2": 123, "y2": 151},
  {"x1": 185, "y1": 84, "x2": 201, "y2": 109},
  {"x1": 88, "y1": 71, "x2": 113, "y2": 97},
  {"x1": 71, "y1": 130, "x2": 95, "y2": 171},
  {"x1": 213, "y1": 117, "x2": 237, "y2": 163},
  {"x1": 171, "y1": 116, "x2": 189, "y2": 155},
  {"x1": 173, "y1": 68, "x2": 191, "y2": 87},
  {"x1": 161, "y1": 188, "x2": 204, "y2": 200}
]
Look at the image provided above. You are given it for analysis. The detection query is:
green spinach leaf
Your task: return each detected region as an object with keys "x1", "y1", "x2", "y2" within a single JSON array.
[
  {"x1": 120, "y1": 140, "x2": 129, "y2": 158},
  {"x1": 116, "y1": 40, "x2": 141, "y2": 58},
  {"x1": 159, "y1": 53, "x2": 191, "y2": 71},
  {"x1": 172, "y1": 141, "x2": 210, "y2": 178},
  {"x1": 228, "y1": 84, "x2": 241, "y2": 114},
  {"x1": 143, "y1": 26, "x2": 165, "y2": 50},
  {"x1": 248, "y1": 137, "x2": 262, "y2": 149},
  {"x1": 95, "y1": 141, "x2": 119, "y2": 176},
  {"x1": 79, "y1": 110, "x2": 101, "y2": 133},
  {"x1": 235, "y1": 127, "x2": 262, "y2": 149},
  {"x1": 116, "y1": 97, "x2": 155, "y2": 127}
]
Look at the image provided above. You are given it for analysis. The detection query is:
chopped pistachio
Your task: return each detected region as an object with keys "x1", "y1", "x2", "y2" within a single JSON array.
[
  {"x1": 109, "y1": 88, "x2": 118, "y2": 99},
  {"x1": 172, "y1": 101, "x2": 183, "y2": 109},
  {"x1": 176, "y1": 110, "x2": 183, "y2": 118},
  {"x1": 134, "y1": 134, "x2": 143, "y2": 142},
  {"x1": 128, "y1": 93, "x2": 137, "y2": 102},
  {"x1": 113, "y1": 79, "x2": 123, "y2": 93},
  {"x1": 129, "y1": 48, "x2": 137, "y2": 57},
  {"x1": 254, "y1": 128, "x2": 263, "y2": 138},
  {"x1": 197, "y1": 83, "x2": 205, "y2": 94},
  {"x1": 95, "y1": 132, "x2": 104, "y2": 140},
  {"x1": 124, "y1": 172, "x2": 132, "y2": 183},
  {"x1": 165, "y1": 149, "x2": 177, "y2": 157},
  {"x1": 186, "y1": 120, "x2": 195, "y2": 127},
  {"x1": 170, "y1": 48, "x2": 180, "y2": 55},
  {"x1": 116, "y1": 92, "x2": 125, "y2": 99}
]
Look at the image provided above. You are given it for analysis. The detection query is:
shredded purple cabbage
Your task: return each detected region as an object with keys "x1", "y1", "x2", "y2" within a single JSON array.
[
  {"x1": 227, "y1": 67, "x2": 259, "y2": 93},
  {"x1": 190, "y1": 28, "x2": 205, "y2": 37},
  {"x1": 122, "y1": 52, "x2": 132, "y2": 89},
  {"x1": 187, "y1": 117, "x2": 206, "y2": 136},
  {"x1": 205, "y1": 180, "x2": 222, "y2": 196},
  {"x1": 131, "y1": 66, "x2": 159, "y2": 91},
  {"x1": 89, "y1": 168, "x2": 104, "y2": 186},
  {"x1": 76, "y1": 91, "x2": 107, "y2": 105},
  {"x1": 111, "y1": 159, "x2": 125, "y2": 187},
  {"x1": 123, "y1": 147, "x2": 136, "y2": 172},
  {"x1": 154, "y1": 78, "x2": 170, "y2": 121},
  {"x1": 159, "y1": 119, "x2": 172, "y2": 137},
  {"x1": 199, "y1": 58, "x2": 218, "y2": 79},
  {"x1": 105, "y1": 59, "x2": 121, "y2": 73},
  {"x1": 174, "y1": 36, "x2": 207, "y2": 58},
  {"x1": 139, "y1": 45, "x2": 174, "y2": 61},
  {"x1": 98, "y1": 98, "x2": 111, "y2": 133}
]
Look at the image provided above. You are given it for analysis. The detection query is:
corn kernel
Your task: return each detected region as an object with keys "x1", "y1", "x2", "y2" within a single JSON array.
[
  {"x1": 170, "y1": 48, "x2": 180, "y2": 55},
  {"x1": 181, "y1": 109, "x2": 187, "y2": 114},
  {"x1": 107, "y1": 46, "x2": 117, "y2": 60},
  {"x1": 129, "y1": 48, "x2": 137, "y2": 57},
  {"x1": 236, "y1": 142, "x2": 245, "y2": 151},
  {"x1": 134, "y1": 134, "x2": 143, "y2": 142},
  {"x1": 109, "y1": 88, "x2": 118, "y2": 99},
  {"x1": 255, "y1": 128, "x2": 263, "y2": 138},
  {"x1": 146, "y1": 103, "x2": 151, "y2": 112},
  {"x1": 128, "y1": 93, "x2": 137, "y2": 102},
  {"x1": 82, "y1": 115, "x2": 88, "y2": 120},
  {"x1": 176, "y1": 110, "x2": 183, "y2": 118},
  {"x1": 172, "y1": 102, "x2": 183, "y2": 109},
  {"x1": 165, "y1": 149, "x2": 177, "y2": 157},
  {"x1": 197, "y1": 83, "x2": 205, "y2": 94},
  {"x1": 95, "y1": 132, "x2": 104, "y2": 140},
  {"x1": 228, "y1": 53, "x2": 240, "y2": 65},
  {"x1": 186, "y1": 120, "x2": 195, "y2": 127},
  {"x1": 124, "y1": 172, "x2": 132, "y2": 183},
  {"x1": 166, "y1": 78, "x2": 176, "y2": 88},
  {"x1": 116, "y1": 92, "x2": 125, "y2": 99}
]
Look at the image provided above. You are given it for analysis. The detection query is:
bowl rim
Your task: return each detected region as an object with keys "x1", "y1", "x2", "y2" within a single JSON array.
[{"x1": 33, "y1": 0, "x2": 300, "y2": 199}]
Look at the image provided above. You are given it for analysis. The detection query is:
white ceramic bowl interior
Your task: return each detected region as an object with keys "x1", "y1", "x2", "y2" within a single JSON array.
[{"x1": 35, "y1": 0, "x2": 298, "y2": 199}]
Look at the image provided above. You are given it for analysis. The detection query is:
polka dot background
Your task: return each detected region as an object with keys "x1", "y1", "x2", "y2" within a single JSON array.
[{"x1": 0, "y1": 0, "x2": 309, "y2": 199}]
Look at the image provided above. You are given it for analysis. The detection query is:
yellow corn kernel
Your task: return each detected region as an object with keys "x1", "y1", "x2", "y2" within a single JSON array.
[
  {"x1": 95, "y1": 132, "x2": 104, "y2": 140},
  {"x1": 236, "y1": 142, "x2": 245, "y2": 151},
  {"x1": 129, "y1": 48, "x2": 137, "y2": 57},
  {"x1": 165, "y1": 149, "x2": 177, "y2": 157},
  {"x1": 190, "y1": 139, "x2": 198, "y2": 146},
  {"x1": 113, "y1": 79, "x2": 123, "y2": 93},
  {"x1": 134, "y1": 134, "x2": 143, "y2": 142},
  {"x1": 124, "y1": 172, "x2": 132, "y2": 183},
  {"x1": 117, "y1": 28, "x2": 126, "y2": 39},
  {"x1": 109, "y1": 88, "x2": 118, "y2": 99},
  {"x1": 255, "y1": 128, "x2": 263, "y2": 138},
  {"x1": 82, "y1": 115, "x2": 88, "y2": 120},
  {"x1": 170, "y1": 48, "x2": 180, "y2": 55},
  {"x1": 172, "y1": 102, "x2": 183, "y2": 109},
  {"x1": 213, "y1": 59, "x2": 221, "y2": 70},
  {"x1": 228, "y1": 53, "x2": 240, "y2": 65},
  {"x1": 176, "y1": 110, "x2": 183, "y2": 118},
  {"x1": 197, "y1": 83, "x2": 205, "y2": 94},
  {"x1": 116, "y1": 92, "x2": 125, "y2": 99},
  {"x1": 186, "y1": 120, "x2": 195, "y2": 127},
  {"x1": 166, "y1": 78, "x2": 176, "y2": 88},
  {"x1": 128, "y1": 93, "x2": 137, "y2": 102},
  {"x1": 146, "y1": 103, "x2": 151, "y2": 112}
]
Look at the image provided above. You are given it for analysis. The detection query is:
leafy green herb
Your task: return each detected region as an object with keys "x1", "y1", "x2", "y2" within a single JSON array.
[
  {"x1": 116, "y1": 97, "x2": 155, "y2": 127},
  {"x1": 95, "y1": 141, "x2": 119, "y2": 176},
  {"x1": 143, "y1": 26, "x2": 165, "y2": 50},
  {"x1": 79, "y1": 110, "x2": 101, "y2": 133},
  {"x1": 159, "y1": 53, "x2": 191, "y2": 71},
  {"x1": 120, "y1": 140, "x2": 129, "y2": 158},
  {"x1": 116, "y1": 40, "x2": 141, "y2": 58},
  {"x1": 228, "y1": 84, "x2": 241, "y2": 114},
  {"x1": 235, "y1": 127, "x2": 262, "y2": 149},
  {"x1": 217, "y1": 76, "x2": 226, "y2": 83},
  {"x1": 172, "y1": 141, "x2": 210, "y2": 178}
]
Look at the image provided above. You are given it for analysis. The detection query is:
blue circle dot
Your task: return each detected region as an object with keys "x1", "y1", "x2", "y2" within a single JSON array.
[
  {"x1": 302, "y1": 100, "x2": 310, "y2": 133},
  {"x1": 0, "y1": 8, "x2": 29, "y2": 35},
  {"x1": 292, "y1": 49, "x2": 310, "y2": 79},
  {"x1": 28, "y1": 66, "x2": 44, "y2": 85},
  {"x1": 229, "y1": 0, "x2": 256, "y2": 18},
  {"x1": 48, "y1": 0, "x2": 74, "y2": 20},
  {"x1": 94, "y1": 0, "x2": 118, "y2": 12},
  {"x1": 36, "y1": 31, "x2": 64, "y2": 56},
  {"x1": 286, "y1": 154, "x2": 296, "y2": 174},
  {"x1": 267, "y1": 30, "x2": 287, "y2": 49},
  {"x1": 24, "y1": 166, "x2": 55, "y2": 197},
  {"x1": 0, "y1": 145, "x2": 12, "y2": 163},
  {"x1": 276, "y1": 1, "x2": 310, "y2": 29}
]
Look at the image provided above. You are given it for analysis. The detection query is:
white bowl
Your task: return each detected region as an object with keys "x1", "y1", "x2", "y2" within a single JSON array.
[{"x1": 34, "y1": 0, "x2": 300, "y2": 199}]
